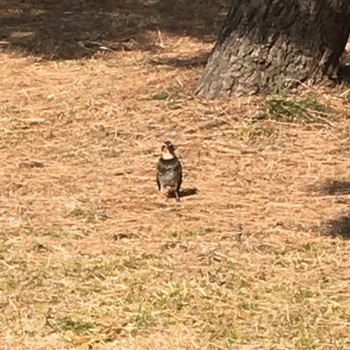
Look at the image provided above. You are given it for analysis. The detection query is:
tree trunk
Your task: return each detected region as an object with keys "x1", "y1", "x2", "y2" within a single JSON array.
[{"x1": 195, "y1": 0, "x2": 350, "y2": 98}]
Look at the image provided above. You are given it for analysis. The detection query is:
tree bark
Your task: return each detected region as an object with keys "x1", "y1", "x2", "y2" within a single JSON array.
[{"x1": 195, "y1": 0, "x2": 350, "y2": 98}]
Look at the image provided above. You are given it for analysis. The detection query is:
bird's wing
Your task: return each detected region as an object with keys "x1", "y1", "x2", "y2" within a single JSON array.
[
  {"x1": 157, "y1": 158, "x2": 170, "y2": 190},
  {"x1": 157, "y1": 158, "x2": 179, "y2": 174}
]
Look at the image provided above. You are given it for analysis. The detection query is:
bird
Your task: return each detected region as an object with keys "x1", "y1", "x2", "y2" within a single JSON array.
[{"x1": 156, "y1": 141, "x2": 183, "y2": 201}]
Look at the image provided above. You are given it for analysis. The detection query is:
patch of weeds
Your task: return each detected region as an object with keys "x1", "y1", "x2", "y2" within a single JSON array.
[
  {"x1": 164, "y1": 227, "x2": 213, "y2": 240},
  {"x1": 286, "y1": 312, "x2": 304, "y2": 326},
  {"x1": 23, "y1": 270, "x2": 47, "y2": 288},
  {"x1": 198, "y1": 227, "x2": 214, "y2": 235},
  {"x1": 264, "y1": 280, "x2": 291, "y2": 295},
  {"x1": 163, "y1": 230, "x2": 180, "y2": 239},
  {"x1": 0, "y1": 278, "x2": 17, "y2": 290},
  {"x1": 150, "y1": 80, "x2": 183, "y2": 107},
  {"x1": 202, "y1": 310, "x2": 241, "y2": 343},
  {"x1": 236, "y1": 124, "x2": 275, "y2": 142},
  {"x1": 150, "y1": 90, "x2": 181, "y2": 109},
  {"x1": 300, "y1": 242, "x2": 319, "y2": 253},
  {"x1": 76, "y1": 195, "x2": 91, "y2": 204},
  {"x1": 123, "y1": 283, "x2": 148, "y2": 305},
  {"x1": 237, "y1": 298, "x2": 253, "y2": 312},
  {"x1": 295, "y1": 328, "x2": 323, "y2": 350},
  {"x1": 122, "y1": 253, "x2": 154, "y2": 270},
  {"x1": 64, "y1": 260, "x2": 84, "y2": 278},
  {"x1": 57, "y1": 315, "x2": 97, "y2": 335},
  {"x1": 225, "y1": 329, "x2": 245, "y2": 344},
  {"x1": 0, "y1": 239, "x2": 10, "y2": 253},
  {"x1": 131, "y1": 305, "x2": 153, "y2": 330},
  {"x1": 154, "y1": 281, "x2": 189, "y2": 311},
  {"x1": 226, "y1": 261, "x2": 238, "y2": 271},
  {"x1": 69, "y1": 207, "x2": 87, "y2": 219},
  {"x1": 264, "y1": 96, "x2": 334, "y2": 124},
  {"x1": 33, "y1": 243, "x2": 51, "y2": 252},
  {"x1": 64, "y1": 255, "x2": 151, "y2": 282},
  {"x1": 340, "y1": 312, "x2": 350, "y2": 322},
  {"x1": 151, "y1": 91, "x2": 170, "y2": 100},
  {"x1": 64, "y1": 258, "x2": 117, "y2": 279},
  {"x1": 38, "y1": 228, "x2": 85, "y2": 239},
  {"x1": 294, "y1": 288, "x2": 315, "y2": 303},
  {"x1": 41, "y1": 229, "x2": 62, "y2": 238}
]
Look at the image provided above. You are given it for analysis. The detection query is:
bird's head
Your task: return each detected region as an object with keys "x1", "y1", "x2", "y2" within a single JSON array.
[{"x1": 161, "y1": 141, "x2": 176, "y2": 160}]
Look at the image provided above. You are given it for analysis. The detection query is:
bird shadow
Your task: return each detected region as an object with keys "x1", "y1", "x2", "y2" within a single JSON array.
[
  {"x1": 321, "y1": 213, "x2": 350, "y2": 239},
  {"x1": 308, "y1": 179, "x2": 350, "y2": 239},
  {"x1": 308, "y1": 179, "x2": 350, "y2": 196},
  {"x1": 167, "y1": 188, "x2": 198, "y2": 199}
]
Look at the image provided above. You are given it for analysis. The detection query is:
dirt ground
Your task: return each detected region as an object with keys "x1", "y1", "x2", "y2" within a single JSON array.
[{"x1": 1, "y1": 1, "x2": 350, "y2": 349}]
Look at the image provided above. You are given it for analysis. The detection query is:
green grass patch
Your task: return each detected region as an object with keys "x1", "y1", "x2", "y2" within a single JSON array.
[{"x1": 264, "y1": 96, "x2": 334, "y2": 124}]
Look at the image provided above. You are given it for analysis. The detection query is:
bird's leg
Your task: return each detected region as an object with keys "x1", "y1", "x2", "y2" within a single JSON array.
[
  {"x1": 159, "y1": 185, "x2": 169, "y2": 202},
  {"x1": 174, "y1": 190, "x2": 180, "y2": 201}
]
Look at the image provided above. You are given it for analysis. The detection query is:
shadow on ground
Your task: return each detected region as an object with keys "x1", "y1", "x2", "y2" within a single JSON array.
[
  {"x1": 339, "y1": 65, "x2": 350, "y2": 83},
  {"x1": 321, "y1": 214, "x2": 350, "y2": 239},
  {"x1": 311, "y1": 179, "x2": 350, "y2": 239},
  {"x1": 149, "y1": 51, "x2": 211, "y2": 68},
  {"x1": 168, "y1": 188, "x2": 198, "y2": 200},
  {"x1": 309, "y1": 179, "x2": 350, "y2": 196},
  {"x1": 0, "y1": 0, "x2": 229, "y2": 59}
]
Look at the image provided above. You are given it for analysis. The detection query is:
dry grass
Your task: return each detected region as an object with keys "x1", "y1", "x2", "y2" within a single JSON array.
[{"x1": 2, "y1": 1, "x2": 350, "y2": 350}]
